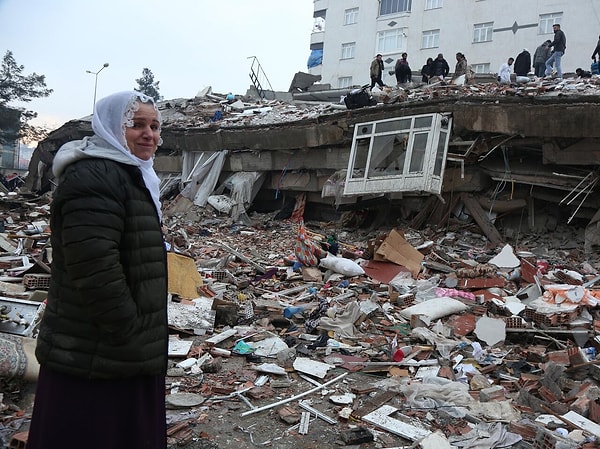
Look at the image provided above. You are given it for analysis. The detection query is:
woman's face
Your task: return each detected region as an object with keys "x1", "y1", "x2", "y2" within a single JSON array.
[{"x1": 125, "y1": 102, "x2": 161, "y2": 160}]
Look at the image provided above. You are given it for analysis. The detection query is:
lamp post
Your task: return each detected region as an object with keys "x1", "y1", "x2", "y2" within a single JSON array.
[{"x1": 86, "y1": 62, "x2": 109, "y2": 112}]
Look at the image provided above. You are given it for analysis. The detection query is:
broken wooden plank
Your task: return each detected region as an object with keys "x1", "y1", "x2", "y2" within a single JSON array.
[{"x1": 461, "y1": 193, "x2": 503, "y2": 246}]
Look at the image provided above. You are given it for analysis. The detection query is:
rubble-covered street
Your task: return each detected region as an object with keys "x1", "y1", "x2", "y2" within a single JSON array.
[{"x1": 1, "y1": 185, "x2": 600, "y2": 448}]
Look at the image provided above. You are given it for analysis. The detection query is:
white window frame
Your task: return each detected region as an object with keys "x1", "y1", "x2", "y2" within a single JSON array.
[
  {"x1": 473, "y1": 22, "x2": 493, "y2": 43},
  {"x1": 338, "y1": 76, "x2": 353, "y2": 89},
  {"x1": 425, "y1": 0, "x2": 443, "y2": 10},
  {"x1": 539, "y1": 12, "x2": 562, "y2": 34},
  {"x1": 341, "y1": 42, "x2": 356, "y2": 60},
  {"x1": 377, "y1": 29, "x2": 405, "y2": 53},
  {"x1": 421, "y1": 29, "x2": 439, "y2": 49},
  {"x1": 471, "y1": 63, "x2": 491, "y2": 74},
  {"x1": 379, "y1": 0, "x2": 412, "y2": 16},
  {"x1": 344, "y1": 113, "x2": 453, "y2": 196},
  {"x1": 344, "y1": 7, "x2": 358, "y2": 25}
]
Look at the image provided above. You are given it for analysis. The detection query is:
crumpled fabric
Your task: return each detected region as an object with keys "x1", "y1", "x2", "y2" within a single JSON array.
[
  {"x1": 401, "y1": 376, "x2": 474, "y2": 410},
  {"x1": 317, "y1": 300, "x2": 363, "y2": 338},
  {"x1": 294, "y1": 221, "x2": 327, "y2": 267},
  {"x1": 448, "y1": 422, "x2": 522, "y2": 448}
]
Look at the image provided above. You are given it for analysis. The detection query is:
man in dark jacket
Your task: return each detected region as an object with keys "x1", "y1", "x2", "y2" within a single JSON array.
[
  {"x1": 592, "y1": 35, "x2": 600, "y2": 61},
  {"x1": 394, "y1": 52, "x2": 412, "y2": 84},
  {"x1": 514, "y1": 49, "x2": 531, "y2": 76},
  {"x1": 533, "y1": 40, "x2": 552, "y2": 77},
  {"x1": 545, "y1": 23, "x2": 567, "y2": 79},
  {"x1": 431, "y1": 53, "x2": 450, "y2": 82}
]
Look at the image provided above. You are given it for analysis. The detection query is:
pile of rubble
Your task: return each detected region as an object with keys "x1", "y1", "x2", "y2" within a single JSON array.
[
  {"x1": 2, "y1": 186, "x2": 600, "y2": 448},
  {"x1": 157, "y1": 74, "x2": 600, "y2": 131}
]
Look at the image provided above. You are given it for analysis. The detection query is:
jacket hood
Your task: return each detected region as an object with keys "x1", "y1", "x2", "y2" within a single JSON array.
[{"x1": 53, "y1": 135, "x2": 139, "y2": 179}]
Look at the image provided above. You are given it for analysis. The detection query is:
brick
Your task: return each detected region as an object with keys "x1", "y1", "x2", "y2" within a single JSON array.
[
  {"x1": 570, "y1": 396, "x2": 591, "y2": 416},
  {"x1": 508, "y1": 421, "x2": 538, "y2": 441},
  {"x1": 546, "y1": 350, "x2": 570, "y2": 366}
]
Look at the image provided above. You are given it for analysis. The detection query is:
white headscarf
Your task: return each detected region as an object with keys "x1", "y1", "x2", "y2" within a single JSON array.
[{"x1": 91, "y1": 91, "x2": 162, "y2": 218}]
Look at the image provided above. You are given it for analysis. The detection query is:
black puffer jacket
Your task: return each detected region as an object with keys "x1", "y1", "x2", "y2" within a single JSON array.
[{"x1": 36, "y1": 156, "x2": 168, "y2": 379}]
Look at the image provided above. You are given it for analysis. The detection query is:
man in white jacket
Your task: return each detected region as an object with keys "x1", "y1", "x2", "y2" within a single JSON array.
[{"x1": 498, "y1": 57, "x2": 514, "y2": 84}]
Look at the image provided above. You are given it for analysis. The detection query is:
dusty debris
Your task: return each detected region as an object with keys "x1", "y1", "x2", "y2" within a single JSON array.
[{"x1": 2, "y1": 187, "x2": 600, "y2": 448}]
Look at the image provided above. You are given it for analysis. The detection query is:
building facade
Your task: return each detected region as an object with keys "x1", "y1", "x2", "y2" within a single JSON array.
[{"x1": 308, "y1": 0, "x2": 600, "y2": 88}]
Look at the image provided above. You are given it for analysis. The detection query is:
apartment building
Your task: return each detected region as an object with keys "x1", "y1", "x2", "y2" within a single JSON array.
[{"x1": 308, "y1": 0, "x2": 600, "y2": 88}]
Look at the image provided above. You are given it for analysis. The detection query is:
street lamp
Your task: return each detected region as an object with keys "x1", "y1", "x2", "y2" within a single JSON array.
[{"x1": 86, "y1": 62, "x2": 110, "y2": 112}]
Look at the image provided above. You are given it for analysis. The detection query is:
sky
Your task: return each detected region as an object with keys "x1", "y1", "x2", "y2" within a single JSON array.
[{"x1": 1, "y1": 0, "x2": 315, "y2": 131}]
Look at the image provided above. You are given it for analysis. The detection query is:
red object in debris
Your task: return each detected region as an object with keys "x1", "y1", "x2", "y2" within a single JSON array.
[
  {"x1": 392, "y1": 345, "x2": 412, "y2": 362},
  {"x1": 536, "y1": 260, "x2": 549, "y2": 274}
]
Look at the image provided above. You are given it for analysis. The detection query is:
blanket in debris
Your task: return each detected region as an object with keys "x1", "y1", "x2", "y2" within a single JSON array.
[{"x1": 294, "y1": 222, "x2": 327, "y2": 267}]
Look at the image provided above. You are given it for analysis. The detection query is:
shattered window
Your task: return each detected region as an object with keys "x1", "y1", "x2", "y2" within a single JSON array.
[{"x1": 344, "y1": 113, "x2": 452, "y2": 196}]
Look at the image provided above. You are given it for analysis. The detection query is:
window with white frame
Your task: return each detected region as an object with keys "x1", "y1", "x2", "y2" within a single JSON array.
[
  {"x1": 344, "y1": 7, "x2": 358, "y2": 25},
  {"x1": 539, "y1": 12, "x2": 562, "y2": 34},
  {"x1": 344, "y1": 113, "x2": 452, "y2": 196},
  {"x1": 341, "y1": 42, "x2": 356, "y2": 59},
  {"x1": 472, "y1": 63, "x2": 491, "y2": 73},
  {"x1": 379, "y1": 0, "x2": 412, "y2": 16},
  {"x1": 421, "y1": 29, "x2": 439, "y2": 49},
  {"x1": 473, "y1": 22, "x2": 493, "y2": 43},
  {"x1": 425, "y1": 0, "x2": 442, "y2": 10},
  {"x1": 338, "y1": 76, "x2": 353, "y2": 89},
  {"x1": 377, "y1": 29, "x2": 405, "y2": 53}
]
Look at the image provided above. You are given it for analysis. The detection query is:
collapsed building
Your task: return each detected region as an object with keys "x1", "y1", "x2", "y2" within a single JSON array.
[
  {"x1": 5, "y1": 77, "x2": 600, "y2": 448},
  {"x1": 26, "y1": 77, "x2": 600, "y2": 251}
]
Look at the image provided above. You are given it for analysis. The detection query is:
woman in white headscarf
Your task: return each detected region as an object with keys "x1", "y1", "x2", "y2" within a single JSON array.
[{"x1": 27, "y1": 91, "x2": 168, "y2": 449}]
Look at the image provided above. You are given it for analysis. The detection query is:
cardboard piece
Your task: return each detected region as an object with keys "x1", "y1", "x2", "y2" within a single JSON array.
[
  {"x1": 374, "y1": 229, "x2": 423, "y2": 278},
  {"x1": 363, "y1": 260, "x2": 410, "y2": 284},
  {"x1": 167, "y1": 252, "x2": 203, "y2": 299}
]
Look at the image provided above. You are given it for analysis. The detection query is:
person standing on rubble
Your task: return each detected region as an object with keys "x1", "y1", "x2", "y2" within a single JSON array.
[
  {"x1": 545, "y1": 23, "x2": 567, "y2": 80},
  {"x1": 498, "y1": 57, "x2": 514, "y2": 84},
  {"x1": 431, "y1": 53, "x2": 450, "y2": 82},
  {"x1": 452, "y1": 52, "x2": 468, "y2": 82},
  {"x1": 513, "y1": 48, "x2": 531, "y2": 77},
  {"x1": 26, "y1": 91, "x2": 168, "y2": 449},
  {"x1": 533, "y1": 40, "x2": 552, "y2": 77},
  {"x1": 591, "y1": 35, "x2": 600, "y2": 62},
  {"x1": 394, "y1": 52, "x2": 412, "y2": 84},
  {"x1": 370, "y1": 53, "x2": 386, "y2": 89},
  {"x1": 421, "y1": 57, "x2": 434, "y2": 83}
]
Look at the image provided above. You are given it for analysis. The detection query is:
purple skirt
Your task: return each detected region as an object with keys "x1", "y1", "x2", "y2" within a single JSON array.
[{"x1": 26, "y1": 366, "x2": 166, "y2": 449}]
